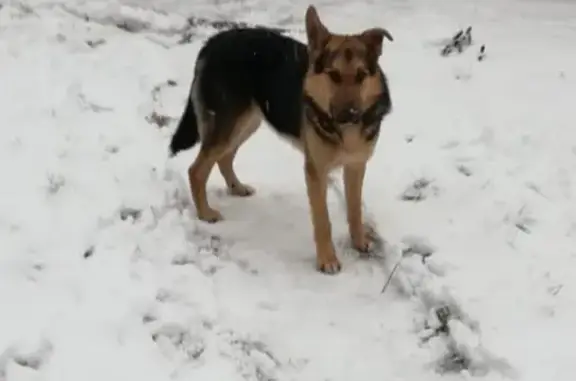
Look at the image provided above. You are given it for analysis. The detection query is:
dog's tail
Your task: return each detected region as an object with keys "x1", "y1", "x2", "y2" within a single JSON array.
[{"x1": 169, "y1": 98, "x2": 200, "y2": 157}]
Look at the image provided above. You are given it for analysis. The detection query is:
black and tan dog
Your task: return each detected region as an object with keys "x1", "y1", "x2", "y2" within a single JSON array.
[{"x1": 169, "y1": 5, "x2": 393, "y2": 274}]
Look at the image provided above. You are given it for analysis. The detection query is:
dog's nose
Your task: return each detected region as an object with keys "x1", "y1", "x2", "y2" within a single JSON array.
[{"x1": 331, "y1": 104, "x2": 362, "y2": 124}]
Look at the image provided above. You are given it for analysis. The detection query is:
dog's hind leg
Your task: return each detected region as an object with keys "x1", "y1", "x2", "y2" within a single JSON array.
[
  {"x1": 188, "y1": 106, "x2": 261, "y2": 223},
  {"x1": 188, "y1": 112, "x2": 235, "y2": 223},
  {"x1": 218, "y1": 147, "x2": 255, "y2": 197},
  {"x1": 188, "y1": 143, "x2": 227, "y2": 223},
  {"x1": 217, "y1": 106, "x2": 262, "y2": 197}
]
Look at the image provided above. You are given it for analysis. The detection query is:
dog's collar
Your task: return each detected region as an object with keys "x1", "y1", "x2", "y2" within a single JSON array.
[{"x1": 302, "y1": 91, "x2": 390, "y2": 132}]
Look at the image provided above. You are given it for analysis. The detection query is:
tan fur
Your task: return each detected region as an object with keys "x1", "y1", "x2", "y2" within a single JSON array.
[
  {"x1": 187, "y1": 5, "x2": 392, "y2": 274},
  {"x1": 188, "y1": 105, "x2": 262, "y2": 222},
  {"x1": 298, "y1": 5, "x2": 390, "y2": 273}
]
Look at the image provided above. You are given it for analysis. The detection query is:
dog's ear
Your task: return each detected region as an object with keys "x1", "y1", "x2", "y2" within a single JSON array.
[
  {"x1": 305, "y1": 5, "x2": 329, "y2": 52},
  {"x1": 360, "y1": 28, "x2": 394, "y2": 57}
]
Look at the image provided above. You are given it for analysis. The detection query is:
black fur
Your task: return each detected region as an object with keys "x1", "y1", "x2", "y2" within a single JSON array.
[
  {"x1": 169, "y1": 27, "x2": 392, "y2": 156},
  {"x1": 169, "y1": 96, "x2": 199, "y2": 156},
  {"x1": 169, "y1": 27, "x2": 309, "y2": 156}
]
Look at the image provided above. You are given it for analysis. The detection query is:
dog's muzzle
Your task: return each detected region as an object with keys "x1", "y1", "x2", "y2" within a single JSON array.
[{"x1": 330, "y1": 104, "x2": 362, "y2": 125}]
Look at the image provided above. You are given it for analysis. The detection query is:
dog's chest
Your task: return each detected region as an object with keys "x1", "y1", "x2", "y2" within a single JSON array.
[
  {"x1": 331, "y1": 128, "x2": 375, "y2": 167},
  {"x1": 330, "y1": 146, "x2": 374, "y2": 168}
]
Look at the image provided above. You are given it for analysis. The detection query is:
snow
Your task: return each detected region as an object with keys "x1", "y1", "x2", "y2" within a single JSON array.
[{"x1": 1, "y1": 0, "x2": 576, "y2": 380}]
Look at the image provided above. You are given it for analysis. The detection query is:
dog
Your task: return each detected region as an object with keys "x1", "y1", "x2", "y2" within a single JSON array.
[{"x1": 169, "y1": 5, "x2": 393, "y2": 274}]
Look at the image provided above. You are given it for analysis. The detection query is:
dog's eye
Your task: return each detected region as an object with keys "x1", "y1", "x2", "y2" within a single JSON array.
[
  {"x1": 327, "y1": 70, "x2": 343, "y2": 84},
  {"x1": 355, "y1": 69, "x2": 367, "y2": 84}
]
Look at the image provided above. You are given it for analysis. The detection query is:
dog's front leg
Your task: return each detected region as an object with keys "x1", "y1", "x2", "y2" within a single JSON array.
[
  {"x1": 305, "y1": 160, "x2": 341, "y2": 274},
  {"x1": 343, "y1": 163, "x2": 371, "y2": 252}
]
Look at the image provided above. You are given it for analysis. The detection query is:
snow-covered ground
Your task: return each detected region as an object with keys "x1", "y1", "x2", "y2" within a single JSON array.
[{"x1": 1, "y1": 0, "x2": 576, "y2": 380}]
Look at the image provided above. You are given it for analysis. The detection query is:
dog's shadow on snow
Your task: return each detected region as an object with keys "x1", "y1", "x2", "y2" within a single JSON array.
[{"x1": 176, "y1": 182, "x2": 377, "y2": 274}]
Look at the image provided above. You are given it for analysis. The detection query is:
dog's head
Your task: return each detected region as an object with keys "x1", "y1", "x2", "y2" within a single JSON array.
[{"x1": 303, "y1": 5, "x2": 392, "y2": 127}]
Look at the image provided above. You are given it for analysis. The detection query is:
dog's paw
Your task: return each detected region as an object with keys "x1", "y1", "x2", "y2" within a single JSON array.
[
  {"x1": 353, "y1": 238, "x2": 374, "y2": 253},
  {"x1": 351, "y1": 224, "x2": 378, "y2": 253},
  {"x1": 317, "y1": 254, "x2": 342, "y2": 275},
  {"x1": 229, "y1": 183, "x2": 255, "y2": 197},
  {"x1": 198, "y1": 208, "x2": 224, "y2": 223}
]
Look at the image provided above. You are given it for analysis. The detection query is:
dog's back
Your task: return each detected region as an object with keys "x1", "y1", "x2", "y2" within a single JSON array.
[
  {"x1": 169, "y1": 28, "x2": 309, "y2": 156},
  {"x1": 198, "y1": 27, "x2": 309, "y2": 138}
]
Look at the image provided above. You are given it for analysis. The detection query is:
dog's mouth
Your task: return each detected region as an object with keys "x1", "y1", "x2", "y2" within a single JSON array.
[
  {"x1": 331, "y1": 106, "x2": 363, "y2": 125},
  {"x1": 302, "y1": 95, "x2": 358, "y2": 126}
]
